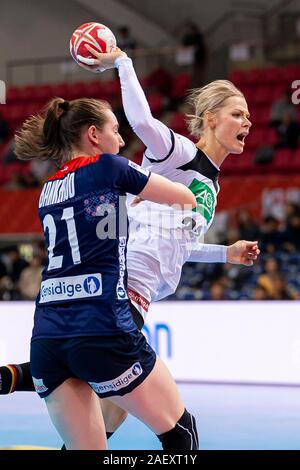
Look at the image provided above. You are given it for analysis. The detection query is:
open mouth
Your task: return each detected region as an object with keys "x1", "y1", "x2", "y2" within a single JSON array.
[{"x1": 236, "y1": 132, "x2": 248, "y2": 144}]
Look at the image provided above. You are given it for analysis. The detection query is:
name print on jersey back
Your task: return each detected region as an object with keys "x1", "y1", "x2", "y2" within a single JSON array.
[
  {"x1": 33, "y1": 154, "x2": 150, "y2": 339},
  {"x1": 39, "y1": 172, "x2": 75, "y2": 208}
]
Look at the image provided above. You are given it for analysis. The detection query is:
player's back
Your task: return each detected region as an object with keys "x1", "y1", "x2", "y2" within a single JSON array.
[{"x1": 33, "y1": 154, "x2": 149, "y2": 339}]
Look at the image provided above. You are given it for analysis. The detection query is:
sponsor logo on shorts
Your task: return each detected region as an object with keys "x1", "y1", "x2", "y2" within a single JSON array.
[
  {"x1": 39, "y1": 274, "x2": 102, "y2": 303},
  {"x1": 132, "y1": 363, "x2": 142, "y2": 376},
  {"x1": 32, "y1": 377, "x2": 48, "y2": 394},
  {"x1": 89, "y1": 362, "x2": 143, "y2": 394}
]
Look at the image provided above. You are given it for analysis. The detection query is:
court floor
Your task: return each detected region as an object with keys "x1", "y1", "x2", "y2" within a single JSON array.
[{"x1": 0, "y1": 382, "x2": 300, "y2": 450}]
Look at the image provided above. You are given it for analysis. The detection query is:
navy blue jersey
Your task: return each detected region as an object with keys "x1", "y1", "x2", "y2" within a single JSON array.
[{"x1": 32, "y1": 154, "x2": 150, "y2": 339}]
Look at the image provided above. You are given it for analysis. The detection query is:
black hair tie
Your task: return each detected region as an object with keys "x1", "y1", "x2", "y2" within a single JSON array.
[{"x1": 58, "y1": 101, "x2": 70, "y2": 112}]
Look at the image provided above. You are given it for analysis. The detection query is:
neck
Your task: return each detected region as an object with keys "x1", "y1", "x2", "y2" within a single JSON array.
[
  {"x1": 71, "y1": 143, "x2": 98, "y2": 160},
  {"x1": 195, "y1": 139, "x2": 229, "y2": 168}
]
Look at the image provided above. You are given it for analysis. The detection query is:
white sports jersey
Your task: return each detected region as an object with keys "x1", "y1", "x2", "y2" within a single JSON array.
[{"x1": 116, "y1": 57, "x2": 226, "y2": 318}]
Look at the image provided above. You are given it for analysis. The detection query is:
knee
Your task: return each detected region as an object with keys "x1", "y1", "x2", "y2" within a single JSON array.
[{"x1": 157, "y1": 409, "x2": 199, "y2": 451}]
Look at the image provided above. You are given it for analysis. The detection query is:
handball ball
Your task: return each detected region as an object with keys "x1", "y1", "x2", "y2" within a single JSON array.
[{"x1": 70, "y1": 22, "x2": 117, "y2": 65}]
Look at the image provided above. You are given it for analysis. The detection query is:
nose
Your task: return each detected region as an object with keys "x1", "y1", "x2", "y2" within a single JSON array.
[
  {"x1": 245, "y1": 117, "x2": 252, "y2": 128},
  {"x1": 119, "y1": 134, "x2": 125, "y2": 148}
]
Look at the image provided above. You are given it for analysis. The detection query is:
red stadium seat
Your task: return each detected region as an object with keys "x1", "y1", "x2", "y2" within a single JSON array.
[
  {"x1": 34, "y1": 84, "x2": 54, "y2": 102},
  {"x1": 272, "y1": 149, "x2": 293, "y2": 172},
  {"x1": 6, "y1": 86, "x2": 22, "y2": 103},
  {"x1": 147, "y1": 93, "x2": 164, "y2": 117},
  {"x1": 68, "y1": 81, "x2": 88, "y2": 99},
  {"x1": 86, "y1": 80, "x2": 106, "y2": 99},
  {"x1": 264, "y1": 128, "x2": 278, "y2": 147},
  {"x1": 228, "y1": 70, "x2": 246, "y2": 87},
  {"x1": 133, "y1": 145, "x2": 145, "y2": 165},
  {"x1": 171, "y1": 73, "x2": 191, "y2": 100},
  {"x1": 19, "y1": 85, "x2": 38, "y2": 102},
  {"x1": 250, "y1": 106, "x2": 271, "y2": 127},
  {"x1": 102, "y1": 79, "x2": 120, "y2": 99},
  {"x1": 244, "y1": 128, "x2": 266, "y2": 149},
  {"x1": 252, "y1": 87, "x2": 274, "y2": 106},
  {"x1": 51, "y1": 83, "x2": 71, "y2": 100},
  {"x1": 168, "y1": 112, "x2": 187, "y2": 133}
]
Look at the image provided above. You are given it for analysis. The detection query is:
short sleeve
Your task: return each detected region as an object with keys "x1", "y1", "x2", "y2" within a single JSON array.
[{"x1": 99, "y1": 154, "x2": 150, "y2": 195}]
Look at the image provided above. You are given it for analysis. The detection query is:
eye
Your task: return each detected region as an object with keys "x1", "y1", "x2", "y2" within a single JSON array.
[{"x1": 233, "y1": 113, "x2": 241, "y2": 117}]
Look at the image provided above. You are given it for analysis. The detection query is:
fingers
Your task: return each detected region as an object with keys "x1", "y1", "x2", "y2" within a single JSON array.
[
  {"x1": 244, "y1": 260, "x2": 254, "y2": 266},
  {"x1": 85, "y1": 44, "x2": 101, "y2": 58},
  {"x1": 243, "y1": 240, "x2": 260, "y2": 256},
  {"x1": 77, "y1": 55, "x2": 99, "y2": 66},
  {"x1": 244, "y1": 240, "x2": 258, "y2": 248}
]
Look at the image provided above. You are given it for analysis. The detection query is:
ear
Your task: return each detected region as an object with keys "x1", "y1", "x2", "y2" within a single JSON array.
[
  {"x1": 204, "y1": 111, "x2": 216, "y2": 130},
  {"x1": 87, "y1": 125, "x2": 99, "y2": 145}
]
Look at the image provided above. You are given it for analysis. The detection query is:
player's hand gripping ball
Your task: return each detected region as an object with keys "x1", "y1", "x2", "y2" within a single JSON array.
[{"x1": 70, "y1": 22, "x2": 117, "y2": 72}]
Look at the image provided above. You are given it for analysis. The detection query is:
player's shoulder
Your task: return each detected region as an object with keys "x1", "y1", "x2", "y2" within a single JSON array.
[
  {"x1": 173, "y1": 131, "x2": 196, "y2": 153},
  {"x1": 144, "y1": 132, "x2": 196, "y2": 168},
  {"x1": 96, "y1": 153, "x2": 128, "y2": 172},
  {"x1": 101, "y1": 154, "x2": 148, "y2": 173}
]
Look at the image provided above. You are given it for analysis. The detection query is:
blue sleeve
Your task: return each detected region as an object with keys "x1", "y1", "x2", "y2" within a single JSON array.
[{"x1": 98, "y1": 154, "x2": 150, "y2": 195}]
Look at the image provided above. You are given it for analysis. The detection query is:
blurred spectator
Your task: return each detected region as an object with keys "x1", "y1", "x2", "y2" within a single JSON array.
[
  {"x1": 204, "y1": 281, "x2": 229, "y2": 300},
  {"x1": 236, "y1": 209, "x2": 260, "y2": 241},
  {"x1": 223, "y1": 263, "x2": 253, "y2": 292},
  {"x1": 22, "y1": 171, "x2": 40, "y2": 188},
  {"x1": 270, "y1": 90, "x2": 298, "y2": 128},
  {"x1": 259, "y1": 216, "x2": 283, "y2": 253},
  {"x1": 2, "y1": 139, "x2": 18, "y2": 163},
  {"x1": 272, "y1": 273, "x2": 300, "y2": 300},
  {"x1": 0, "y1": 111, "x2": 9, "y2": 143},
  {"x1": 4, "y1": 172, "x2": 26, "y2": 190},
  {"x1": 282, "y1": 211, "x2": 300, "y2": 252},
  {"x1": 18, "y1": 255, "x2": 43, "y2": 300},
  {"x1": 257, "y1": 257, "x2": 281, "y2": 299},
  {"x1": 275, "y1": 109, "x2": 300, "y2": 149},
  {"x1": 3, "y1": 245, "x2": 28, "y2": 285},
  {"x1": 0, "y1": 257, "x2": 7, "y2": 279},
  {"x1": 117, "y1": 26, "x2": 137, "y2": 55},
  {"x1": 30, "y1": 159, "x2": 55, "y2": 182},
  {"x1": 33, "y1": 241, "x2": 48, "y2": 267},
  {"x1": 251, "y1": 285, "x2": 271, "y2": 300},
  {"x1": 176, "y1": 21, "x2": 207, "y2": 87}
]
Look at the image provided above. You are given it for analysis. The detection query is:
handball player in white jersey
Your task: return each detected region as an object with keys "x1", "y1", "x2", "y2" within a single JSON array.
[{"x1": 81, "y1": 45, "x2": 259, "y2": 321}]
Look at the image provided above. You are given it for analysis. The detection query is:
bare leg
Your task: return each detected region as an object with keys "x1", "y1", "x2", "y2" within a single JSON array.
[
  {"x1": 45, "y1": 378, "x2": 107, "y2": 450},
  {"x1": 100, "y1": 398, "x2": 128, "y2": 433},
  {"x1": 109, "y1": 356, "x2": 185, "y2": 434}
]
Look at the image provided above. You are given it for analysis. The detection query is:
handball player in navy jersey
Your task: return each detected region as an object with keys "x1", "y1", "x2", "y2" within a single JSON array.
[{"x1": 1, "y1": 97, "x2": 198, "y2": 450}]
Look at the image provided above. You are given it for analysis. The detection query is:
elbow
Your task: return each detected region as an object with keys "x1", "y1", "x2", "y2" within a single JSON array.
[
  {"x1": 132, "y1": 118, "x2": 153, "y2": 134},
  {"x1": 175, "y1": 184, "x2": 196, "y2": 209},
  {"x1": 189, "y1": 193, "x2": 197, "y2": 209},
  {"x1": 181, "y1": 190, "x2": 196, "y2": 209}
]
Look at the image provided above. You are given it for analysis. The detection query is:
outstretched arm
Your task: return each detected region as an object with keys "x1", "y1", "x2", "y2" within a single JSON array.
[
  {"x1": 188, "y1": 240, "x2": 260, "y2": 266},
  {"x1": 80, "y1": 47, "x2": 175, "y2": 161}
]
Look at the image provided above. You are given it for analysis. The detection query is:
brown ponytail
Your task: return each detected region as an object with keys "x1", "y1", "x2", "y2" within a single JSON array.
[{"x1": 15, "y1": 97, "x2": 112, "y2": 166}]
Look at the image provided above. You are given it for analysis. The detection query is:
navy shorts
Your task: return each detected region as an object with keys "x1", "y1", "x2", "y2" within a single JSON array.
[{"x1": 30, "y1": 328, "x2": 156, "y2": 399}]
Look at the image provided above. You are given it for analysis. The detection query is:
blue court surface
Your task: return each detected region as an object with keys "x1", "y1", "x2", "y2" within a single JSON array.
[{"x1": 1, "y1": 382, "x2": 300, "y2": 450}]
